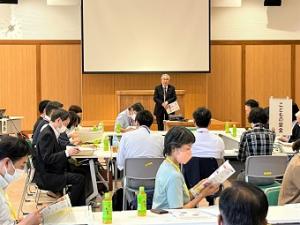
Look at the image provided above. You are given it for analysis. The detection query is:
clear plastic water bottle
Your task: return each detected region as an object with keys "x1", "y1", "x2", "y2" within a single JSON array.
[{"x1": 112, "y1": 135, "x2": 119, "y2": 153}]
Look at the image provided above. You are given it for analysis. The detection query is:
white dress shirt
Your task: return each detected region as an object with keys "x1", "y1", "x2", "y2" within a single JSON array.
[
  {"x1": 192, "y1": 128, "x2": 225, "y2": 159},
  {"x1": 0, "y1": 176, "x2": 15, "y2": 225},
  {"x1": 117, "y1": 126, "x2": 164, "y2": 170}
]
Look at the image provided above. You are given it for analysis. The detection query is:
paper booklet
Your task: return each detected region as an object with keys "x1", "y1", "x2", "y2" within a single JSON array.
[
  {"x1": 190, "y1": 160, "x2": 235, "y2": 197},
  {"x1": 41, "y1": 194, "x2": 72, "y2": 219},
  {"x1": 166, "y1": 101, "x2": 180, "y2": 114}
]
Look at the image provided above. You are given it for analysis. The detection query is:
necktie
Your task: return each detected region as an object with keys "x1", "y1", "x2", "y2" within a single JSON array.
[{"x1": 163, "y1": 86, "x2": 167, "y2": 102}]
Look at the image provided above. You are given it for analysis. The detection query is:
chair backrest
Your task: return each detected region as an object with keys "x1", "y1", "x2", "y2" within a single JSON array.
[
  {"x1": 124, "y1": 157, "x2": 164, "y2": 190},
  {"x1": 264, "y1": 186, "x2": 281, "y2": 206},
  {"x1": 245, "y1": 155, "x2": 288, "y2": 178}
]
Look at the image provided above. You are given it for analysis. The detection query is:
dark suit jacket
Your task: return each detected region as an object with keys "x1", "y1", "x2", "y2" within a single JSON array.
[
  {"x1": 35, "y1": 125, "x2": 69, "y2": 191},
  {"x1": 32, "y1": 119, "x2": 49, "y2": 147},
  {"x1": 153, "y1": 84, "x2": 177, "y2": 116}
]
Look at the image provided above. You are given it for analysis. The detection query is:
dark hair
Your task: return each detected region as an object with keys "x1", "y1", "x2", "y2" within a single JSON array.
[
  {"x1": 292, "y1": 139, "x2": 300, "y2": 152},
  {"x1": 38, "y1": 100, "x2": 50, "y2": 113},
  {"x1": 248, "y1": 107, "x2": 268, "y2": 124},
  {"x1": 69, "y1": 105, "x2": 82, "y2": 114},
  {"x1": 292, "y1": 102, "x2": 299, "y2": 121},
  {"x1": 45, "y1": 101, "x2": 63, "y2": 116},
  {"x1": 245, "y1": 99, "x2": 259, "y2": 108},
  {"x1": 129, "y1": 103, "x2": 144, "y2": 112},
  {"x1": 135, "y1": 110, "x2": 153, "y2": 128},
  {"x1": 219, "y1": 181, "x2": 268, "y2": 225},
  {"x1": 0, "y1": 136, "x2": 31, "y2": 162},
  {"x1": 50, "y1": 109, "x2": 69, "y2": 122},
  {"x1": 67, "y1": 111, "x2": 80, "y2": 129},
  {"x1": 163, "y1": 126, "x2": 195, "y2": 157},
  {"x1": 193, "y1": 107, "x2": 211, "y2": 128}
]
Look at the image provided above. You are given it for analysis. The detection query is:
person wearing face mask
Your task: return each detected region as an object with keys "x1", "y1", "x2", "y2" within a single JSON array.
[
  {"x1": 0, "y1": 136, "x2": 42, "y2": 225},
  {"x1": 58, "y1": 111, "x2": 80, "y2": 147},
  {"x1": 32, "y1": 101, "x2": 63, "y2": 147},
  {"x1": 153, "y1": 74, "x2": 177, "y2": 131},
  {"x1": 32, "y1": 99, "x2": 50, "y2": 134},
  {"x1": 114, "y1": 102, "x2": 144, "y2": 133},
  {"x1": 35, "y1": 109, "x2": 85, "y2": 206},
  {"x1": 152, "y1": 127, "x2": 219, "y2": 209}
]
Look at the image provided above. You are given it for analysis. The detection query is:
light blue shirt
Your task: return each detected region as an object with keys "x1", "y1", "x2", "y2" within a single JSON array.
[
  {"x1": 117, "y1": 126, "x2": 164, "y2": 170},
  {"x1": 152, "y1": 161, "x2": 190, "y2": 209},
  {"x1": 114, "y1": 109, "x2": 134, "y2": 131}
]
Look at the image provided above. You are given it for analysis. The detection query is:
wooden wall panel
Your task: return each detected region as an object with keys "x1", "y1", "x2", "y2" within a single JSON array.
[
  {"x1": 40, "y1": 45, "x2": 81, "y2": 110},
  {"x1": 0, "y1": 45, "x2": 37, "y2": 131},
  {"x1": 207, "y1": 45, "x2": 242, "y2": 125},
  {"x1": 295, "y1": 45, "x2": 300, "y2": 106},
  {"x1": 171, "y1": 74, "x2": 207, "y2": 119},
  {"x1": 245, "y1": 45, "x2": 291, "y2": 108},
  {"x1": 82, "y1": 75, "x2": 115, "y2": 121}
]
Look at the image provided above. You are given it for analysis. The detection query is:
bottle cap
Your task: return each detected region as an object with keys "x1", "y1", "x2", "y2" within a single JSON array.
[
  {"x1": 104, "y1": 192, "x2": 110, "y2": 198},
  {"x1": 139, "y1": 186, "x2": 145, "y2": 192}
]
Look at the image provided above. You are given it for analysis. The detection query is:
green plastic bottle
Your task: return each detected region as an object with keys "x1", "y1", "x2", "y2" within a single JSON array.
[
  {"x1": 116, "y1": 123, "x2": 121, "y2": 134},
  {"x1": 102, "y1": 192, "x2": 112, "y2": 224},
  {"x1": 225, "y1": 122, "x2": 230, "y2": 133},
  {"x1": 103, "y1": 136, "x2": 110, "y2": 151},
  {"x1": 137, "y1": 186, "x2": 147, "y2": 217},
  {"x1": 232, "y1": 124, "x2": 237, "y2": 137}
]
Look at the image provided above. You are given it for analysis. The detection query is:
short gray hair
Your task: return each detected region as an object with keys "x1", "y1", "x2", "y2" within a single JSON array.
[{"x1": 161, "y1": 73, "x2": 170, "y2": 79}]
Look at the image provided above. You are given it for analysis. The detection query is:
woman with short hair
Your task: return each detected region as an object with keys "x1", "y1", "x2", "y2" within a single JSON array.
[{"x1": 152, "y1": 126, "x2": 219, "y2": 209}]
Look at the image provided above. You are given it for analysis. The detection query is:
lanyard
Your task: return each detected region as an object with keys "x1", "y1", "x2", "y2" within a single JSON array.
[
  {"x1": 0, "y1": 188, "x2": 17, "y2": 221},
  {"x1": 165, "y1": 157, "x2": 190, "y2": 198}
]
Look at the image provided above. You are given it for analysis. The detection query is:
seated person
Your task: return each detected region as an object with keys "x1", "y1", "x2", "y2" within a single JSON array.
[
  {"x1": 32, "y1": 101, "x2": 63, "y2": 147},
  {"x1": 117, "y1": 110, "x2": 164, "y2": 170},
  {"x1": 183, "y1": 107, "x2": 224, "y2": 205},
  {"x1": 0, "y1": 136, "x2": 41, "y2": 225},
  {"x1": 279, "y1": 111, "x2": 300, "y2": 143},
  {"x1": 32, "y1": 99, "x2": 50, "y2": 134},
  {"x1": 278, "y1": 139, "x2": 300, "y2": 205},
  {"x1": 218, "y1": 181, "x2": 268, "y2": 225},
  {"x1": 69, "y1": 105, "x2": 82, "y2": 124},
  {"x1": 238, "y1": 107, "x2": 275, "y2": 162},
  {"x1": 35, "y1": 109, "x2": 85, "y2": 206},
  {"x1": 152, "y1": 127, "x2": 219, "y2": 209},
  {"x1": 292, "y1": 102, "x2": 299, "y2": 123},
  {"x1": 244, "y1": 99, "x2": 259, "y2": 117},
  {"x1": 58, "y1": 111, "x2": 81, "y2": 147},
  {"x1": 114, "y1": 102, "x2": 144, "y2": 133}
]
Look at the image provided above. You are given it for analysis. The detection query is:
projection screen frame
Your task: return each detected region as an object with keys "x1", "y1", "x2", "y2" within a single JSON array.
[{"x1": 81, "y1": 0, "x2": 211, "y2": 74}]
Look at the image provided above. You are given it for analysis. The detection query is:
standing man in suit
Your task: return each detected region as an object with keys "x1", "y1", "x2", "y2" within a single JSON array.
[{"x1": 153, "y1": 74, "x2": 177, "y2": 131}]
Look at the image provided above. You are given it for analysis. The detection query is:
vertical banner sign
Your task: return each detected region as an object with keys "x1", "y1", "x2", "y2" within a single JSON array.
[{"x1": 269, "y1": 98, "x2": 292, "y2": 135}]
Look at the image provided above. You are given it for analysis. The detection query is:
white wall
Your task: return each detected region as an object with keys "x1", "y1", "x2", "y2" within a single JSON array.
[
  {"x1": 1, "y1": 0, "x2": 300, "y2": 40},
  {"x1": 0, "y1": 0, "x2": 80, "y2": 39},
  {"x1": 212, "y1": 0, "x2": 300, "y2": 40}
]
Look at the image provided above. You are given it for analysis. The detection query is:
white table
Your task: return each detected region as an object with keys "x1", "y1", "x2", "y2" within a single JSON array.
[
  {"x1": 72, "y1": 149, "x2": 118, "y2": 204},
  {"x1": 43, "y1": 204, "x2": 300, "y2": 225}
]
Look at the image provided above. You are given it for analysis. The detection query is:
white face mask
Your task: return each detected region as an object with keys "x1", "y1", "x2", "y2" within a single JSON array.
[
  {"x1": 44, "y1": 115, "x2": 51, "y2": 121},
  {"x1": 130, "y1": 114, "x2": 136, "y2": 121},
  {"x1": 3, "y1": 161, "x2": 24, "y2": 184},
  {"x1": 57, "y1": 125, "x2": 67, "y2": 134},
  {"x1": 66, "y1": 126, "x2": 75, "y2": 135}
]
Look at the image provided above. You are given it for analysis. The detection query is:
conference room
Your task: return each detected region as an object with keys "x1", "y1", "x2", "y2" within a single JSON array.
[{"x1": 1, "y1": 0, "x2": 300, "y2": 224}]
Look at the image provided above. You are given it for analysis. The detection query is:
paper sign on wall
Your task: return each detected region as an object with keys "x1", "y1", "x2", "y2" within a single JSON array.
[{"x1": 269, "y1": 97, "x2": 292, "y2": 136}]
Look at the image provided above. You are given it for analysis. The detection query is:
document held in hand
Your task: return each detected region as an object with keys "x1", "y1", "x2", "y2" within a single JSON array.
[
  {"x1": 190, "y1": 160, "x2": 235, "y2": 197},
  {"x1": 166, "y1": 101, "x2": 180, "y2": 114},
  {"x1": 41, "y1": 194, "x2": 72, "y2": 219}
]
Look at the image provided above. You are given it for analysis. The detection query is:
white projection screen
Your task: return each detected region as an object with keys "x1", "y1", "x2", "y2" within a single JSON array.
[{"x1": 82, "y1": 0, "x2": 210, "y2": 73}]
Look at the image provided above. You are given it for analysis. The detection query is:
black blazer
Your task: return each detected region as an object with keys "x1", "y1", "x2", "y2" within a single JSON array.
[
  {"x1": 32, "y1": 119, "x2": 49, "y2": 146},
  {"x1": 153, "y1": 84, "x2": 177, "y2": 115},
  {"x1": 35, "y1": 125, "x2": 69, "y2": 191}
]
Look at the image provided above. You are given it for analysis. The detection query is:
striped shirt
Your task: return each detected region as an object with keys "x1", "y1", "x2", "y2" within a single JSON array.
[{"x1": 238, "y1": 123, "x2": 276, "y2": 162}]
